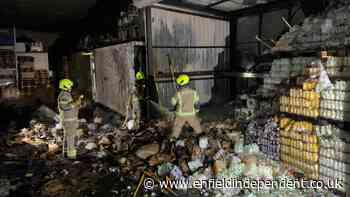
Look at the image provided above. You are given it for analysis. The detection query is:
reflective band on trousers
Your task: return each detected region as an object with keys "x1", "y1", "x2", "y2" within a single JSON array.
[{"x1": 176, "y1": 112, "x2": 196, "y2": 116}]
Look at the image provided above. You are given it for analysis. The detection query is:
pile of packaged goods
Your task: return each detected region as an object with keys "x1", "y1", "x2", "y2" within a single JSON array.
[
  {"x1": 246, "y1": 120, "x2": 259, "y2": 144},
  {"x1": 214, "y1": 143, "x2": 330, "y2": 197},
  {"x1": 326, "y1": 56, "x2": 350, "y2": 77},
  {"x1": 263, "y1": 58, "x2": 313, "y2": 91},
  {"x1": 273, "y1": 4, "x2": 350, "y2": 51},
  {"x1": 257, "y1": 118, "x2": 280, "y2": 161},
  {"x1": 317, "y1": 124, "x2": 350, "y2": 192},
  {"x1": 280, "y1": 84, "x2": 321, "y2": 118},
  {"x1": 321, "y1": 80, "x2": 350, "y2": 121},
  {"x1": 279, "y1": 118, "x2": 320, "y2": 180},
  {"x1": 234, "y1": 95, "x2": 257, "y2": 121}
]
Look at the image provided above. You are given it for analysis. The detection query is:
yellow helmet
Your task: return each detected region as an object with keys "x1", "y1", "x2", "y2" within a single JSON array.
[
  {"x1": 176, "y1": 74, "x2": 190, "y2": 86},
  {"x1": 136, "y1": 71, "x2": 145, "y2": 80},
  {"x1": 59, "y1": 79, "x2": 73, "y2": 91}
]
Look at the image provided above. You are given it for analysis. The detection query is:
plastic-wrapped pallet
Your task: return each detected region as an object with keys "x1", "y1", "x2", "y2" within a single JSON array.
[
  {"x1": 280, "y1": 85, "x2": 321, "y2": 118},
  {"x1": 246, "y1": 121, "x2": 259, "y2": 145},
  {"x1": 321, "y1": 80, "x2": 350, "y2": 121},
  {"x1": 257, "y1": 118, "x2": 280, "y2": 161},
  {"x1": 280, "y1": 118, "x2": 320, "y2": 179},
  {"x1": 273, "y1": 5, "x2": 350, "y2": 51},
  {"x1": 326, "y1": 56, "x2": 350, "y2": 77},
  {"x1": 317, "y1": 124, "x2": 350, "y2": 192}
]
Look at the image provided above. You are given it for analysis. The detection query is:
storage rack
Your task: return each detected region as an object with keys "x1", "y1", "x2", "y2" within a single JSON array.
[
  {"x1": 274, "y1": 48, "x2": 350, "y2": 195},
  {"x1": 0, "y1": 27, "x2": 17, "y2": 88}
]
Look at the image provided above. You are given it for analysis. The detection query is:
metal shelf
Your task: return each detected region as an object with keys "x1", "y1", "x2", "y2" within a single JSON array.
[
  {"x1": 16, "y1": 52, "x2": 47, "y2": 54},
  {"x1": 280, "y1": 111, "x2": 350, "y2": 129},
  {"x1": 220, "y1": 72, "x2": 266, "y2": 78}
]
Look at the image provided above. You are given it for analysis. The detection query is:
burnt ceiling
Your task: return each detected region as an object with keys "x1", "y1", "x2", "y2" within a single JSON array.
[{"x1": 0, "y1": 0, "x2": 97, "y2": 32}]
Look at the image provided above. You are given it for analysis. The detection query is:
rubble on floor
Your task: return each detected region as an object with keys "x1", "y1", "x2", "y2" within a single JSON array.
[{"x1": 0, "y1": 106, "x2": 337, "y2": 197}]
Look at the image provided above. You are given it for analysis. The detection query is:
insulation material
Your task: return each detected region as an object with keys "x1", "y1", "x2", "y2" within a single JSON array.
[{"x1": 94, "y1": 42, "x2": 141, "y2": 115}]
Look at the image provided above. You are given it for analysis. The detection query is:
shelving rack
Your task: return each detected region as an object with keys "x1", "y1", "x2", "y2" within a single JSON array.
[
  {"x1": 274, "y1": 47, "x2": 350, "y2": 195},
  {"x1": 0, "y1": 26, "x2": 17, "y2": 88}
]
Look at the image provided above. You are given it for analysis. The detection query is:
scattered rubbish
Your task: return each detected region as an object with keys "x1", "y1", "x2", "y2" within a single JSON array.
[
  {"x1": 188, "y1": 159, "x2": 203, "y2": 172},
  {"x1": 199, "y1": 136, "x2": 208, "y2": 149},
  {"x1": 135, "y1": 144, "x2": 160, "y2": 159},
  {"x1": 0, "y1": 179, "x2": 11, "y2": 197},
  {"x1": 0, "y1": 103, "x2": 334, "y2": 196},
  {"x1": 85, "y1": 142, "x2": 98, "y2": 150},
  {"x1": 34, "y1": 105, "x2": 60, "y2": 122}
]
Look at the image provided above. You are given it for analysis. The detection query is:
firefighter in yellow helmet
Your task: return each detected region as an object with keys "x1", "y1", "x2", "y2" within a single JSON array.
[
  {"x1": 125, "y1": 71, "x2": 145, "y2": 130},
  {"x1": 171, "y1": 74, "x2": 202, "y2": 139},
  {"x1": 58, "y1": 79, "x2": 83, "y2": 159}
]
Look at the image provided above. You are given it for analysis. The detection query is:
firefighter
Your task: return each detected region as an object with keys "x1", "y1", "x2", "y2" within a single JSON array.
[
  {"x1": 125, "y1": 71, "x2": 144, "y2": 130},
  {"x1": 171, "y1": 74, "x2": 202, "y2": 139},
  {"x1": 58, "y1": 79, "x2": 83, "y2": 159}
]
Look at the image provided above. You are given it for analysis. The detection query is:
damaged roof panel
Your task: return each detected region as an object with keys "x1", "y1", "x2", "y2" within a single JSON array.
[
  {"x1": 134, "y1": 0, "x2": 282, "y2": 12},
  {"x1": 212, "y1": 1, "x2": 247, "y2": 12}
]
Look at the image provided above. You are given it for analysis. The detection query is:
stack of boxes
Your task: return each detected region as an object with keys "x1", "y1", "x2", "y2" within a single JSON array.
[
  {"x1": 280, "y1": 82, "x2": 321, "y2": 118},
  {"x1": 317, "y1": 124, "x2": 350, "y2": 192},
  {"x1": 321, "y1": 80, "x2": 350, "y2": 121},
  {"x1": 35, "y1": 70, "x2": 49, "y2": 87},
  {"x1": 280, "y1": 118, "x2": 320, "y2": 180},
  {"x1": 18, "y1": 56, "x2": 49, "y2": 95},
  {"x1": 0, "y1": 49, "x2": 16, "y2": 86},
  {"x1": 257, "y1": 118, "x2": 280, "y2": 161},
  {"x1": 18, "y1": 56, "x2": 35, "y2": 95},
  {"x1": 326, "y1": 56, "x2": 350, "y2": 77}
]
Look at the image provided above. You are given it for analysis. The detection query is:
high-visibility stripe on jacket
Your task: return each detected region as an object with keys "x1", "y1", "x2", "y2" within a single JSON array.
[
  {"x1": 57, "y1": 91, "x2": 78, "y2": 121},
  {"x1": 171, "y1": 88, "x2": 199, "y2": 117}
]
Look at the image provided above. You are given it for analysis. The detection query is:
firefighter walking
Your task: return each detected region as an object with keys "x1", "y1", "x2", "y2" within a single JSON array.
[{"x1": 171, "y1": 74, "x2": 202, "y2": 139}]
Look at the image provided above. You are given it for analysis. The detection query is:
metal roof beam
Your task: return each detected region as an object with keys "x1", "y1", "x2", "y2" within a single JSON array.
[
  {"x1": 230, "y1": 0, "x2": 300, "y2": 17},
  {"x1": 158, "y1": 0, "x2": 230, "y2": 20}
]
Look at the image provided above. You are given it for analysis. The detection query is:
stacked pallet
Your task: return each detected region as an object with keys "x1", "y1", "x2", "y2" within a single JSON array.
[
  {"x1": 18, "y1": 56, "x2": 35, "y2": 95},
  {"x1": 280, "y1": 118, "x2": 320, "y2": 180},
  {"x1": 0, "y1": 49, "x2": 16, "y2": 87},
  {"x1": 35, "y1": 69, "x2": 49, "y2": 87},
  {"x1": 317, "y1": 124, "x2": 350, "y2": 192}
]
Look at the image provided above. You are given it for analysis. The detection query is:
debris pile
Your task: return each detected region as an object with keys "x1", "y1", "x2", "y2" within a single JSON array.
[
  {"x1": 0, "y1": 106, "x2": 334, "y2": 196},
  {"x1": 257, "y1": 118, "x2": 280, "y2": 161},
  {"x1": 273, "y1": 4, "x2": 350, "y2": 51}
]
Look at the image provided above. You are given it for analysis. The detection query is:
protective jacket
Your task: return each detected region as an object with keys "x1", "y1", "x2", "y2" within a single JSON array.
[
  {"x1": 58, "y1": 91, "x2": 78, "y2": 121},
  {"x1": 171, "y1": 88, "x2": 199, "y2": 116},
  {"x1": 57, "y1": 91, "x2": 79, "y2": 159},
  {"x1": 171, "y1": 87, "x2": 202, "y2": 138}
]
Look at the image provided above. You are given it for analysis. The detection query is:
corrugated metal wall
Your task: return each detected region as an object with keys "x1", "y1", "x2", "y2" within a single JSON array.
[
  {"x1": 94, "y1": 42, "x2": 139, "y2": 115},
  {"x1": 150, "y1": 7, "x2": 231, "y2": 108}
]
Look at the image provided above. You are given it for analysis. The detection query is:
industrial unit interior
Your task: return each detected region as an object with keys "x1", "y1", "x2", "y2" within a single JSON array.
[{"x1": 0, "y1": 0, "x2": 349, "y2": 196}]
